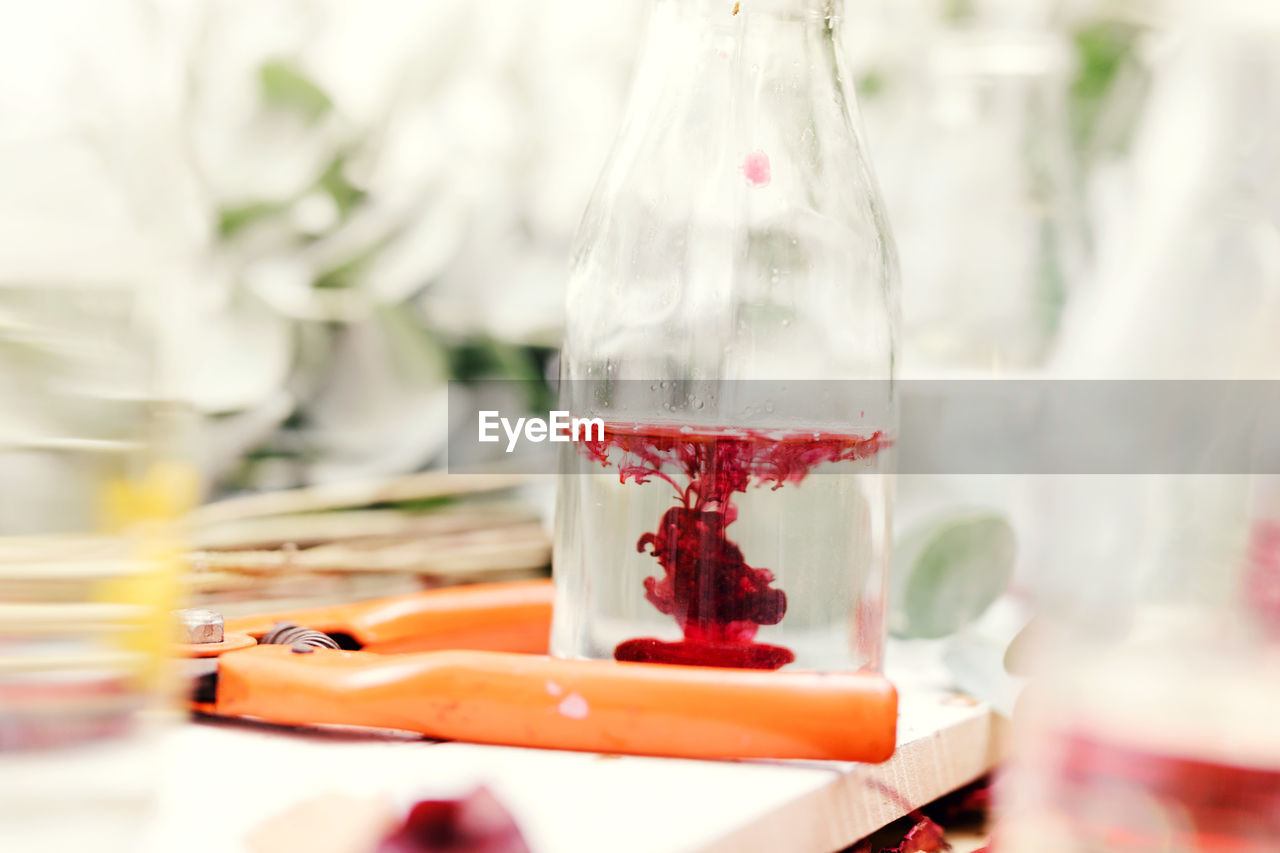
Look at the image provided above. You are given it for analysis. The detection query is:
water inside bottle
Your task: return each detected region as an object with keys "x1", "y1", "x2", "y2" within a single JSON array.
[{"x1": 552, "y1": 421, "x2": 892, "y2": 671}]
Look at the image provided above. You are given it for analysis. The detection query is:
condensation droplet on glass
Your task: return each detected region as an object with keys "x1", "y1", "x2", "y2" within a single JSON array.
[{"x1": 764, "y1": 401, "x2": 775, "y2": 413}]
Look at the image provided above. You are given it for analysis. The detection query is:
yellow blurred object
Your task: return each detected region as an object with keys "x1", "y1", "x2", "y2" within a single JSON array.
[
  {"x1": 98, "y1": 460, "x2": 200, "y2": 532},
  {"x1": 93, "y1": 461, "x2": 200, "y2": 687}
]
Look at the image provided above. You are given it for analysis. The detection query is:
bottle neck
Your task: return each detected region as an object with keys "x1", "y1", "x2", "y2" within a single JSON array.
[
  {"x1": 644, "y1": 0, "x2": 843, "y2": 39},
  {"x1": 626, "y1": 0, "x2": 857, "y2": 137},
  {"x1": 566, "y1": 0, "x2": 895, "y2": 383},
  {"x1": 651, "y1": 0, "x2": 841, "y2": 20}
]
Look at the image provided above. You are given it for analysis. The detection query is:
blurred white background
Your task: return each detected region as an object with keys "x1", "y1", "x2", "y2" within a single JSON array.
[{"x1": 1, "y1": 0, "x2": 1178, "y2": 495}]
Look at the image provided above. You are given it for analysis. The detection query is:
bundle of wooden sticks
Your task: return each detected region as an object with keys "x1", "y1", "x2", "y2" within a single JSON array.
[{"x1": 186, "y1": 473, "x2": 551, "y2": 616}]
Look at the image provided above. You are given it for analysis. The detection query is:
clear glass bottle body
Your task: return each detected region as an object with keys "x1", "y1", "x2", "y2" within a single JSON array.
[{"x1": 553, "y1": 0, "x2": 899, "y2": 672}]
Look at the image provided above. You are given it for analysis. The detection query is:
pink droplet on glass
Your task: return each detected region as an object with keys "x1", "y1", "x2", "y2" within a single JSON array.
[{"x1": 741, "y1": 151, "x2": 771, "y2": 187}]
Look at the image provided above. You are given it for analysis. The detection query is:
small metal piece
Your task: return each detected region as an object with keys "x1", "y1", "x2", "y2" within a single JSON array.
[
  {"x1": 174, "y1": 609, "x2": 225, "y2": 645},
  {"x1": 259, "y1": 621, "x2": 340, "y2": 650},
  {"x1": 290, "y1": 642, "x2": 316, "y2": 654}
]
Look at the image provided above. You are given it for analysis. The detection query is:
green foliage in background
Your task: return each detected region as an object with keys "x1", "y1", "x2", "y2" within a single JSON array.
[
  {"x1": 891, "y1": 512, "x2": 1017, "y2": 640},
  {"x1": 1069, "y1": 20, "x2": 1148, "y2": 160},
  {"x1": 259, "y1": 59, "x2": 334, "y2": 122},
  {"x1": 212, "y1": 59, "x2": 553, "y2": 492}
]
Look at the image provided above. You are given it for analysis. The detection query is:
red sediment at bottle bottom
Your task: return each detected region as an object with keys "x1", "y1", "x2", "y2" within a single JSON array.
[
  {"x1": 580, "y1": 422, "x2": 888, "y2": 670},
  {"x1": 614, "y1": 638, "x2": 796, "y2": 670}
]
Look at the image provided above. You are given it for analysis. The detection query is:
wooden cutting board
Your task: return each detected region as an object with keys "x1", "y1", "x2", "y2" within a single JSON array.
[{"x1": 141, "y1": 675, "x2": 1006, "y2": 853}]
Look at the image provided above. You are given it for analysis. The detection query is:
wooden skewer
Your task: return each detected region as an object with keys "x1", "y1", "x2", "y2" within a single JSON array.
[
  {"x1": 191, "y1": 504, "x2": 540, "y2": 551},
  {"x1": 191, "y1": 472, "x2": 538, "y2": 528},
  {"x1": 187, "y1": 523, "x2": 551, "y2": 576}
]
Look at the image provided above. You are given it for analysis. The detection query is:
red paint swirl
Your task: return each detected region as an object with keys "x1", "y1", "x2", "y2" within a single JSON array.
[{"x1": 581, "y1": 423, "x2": 887, "y2": 669}]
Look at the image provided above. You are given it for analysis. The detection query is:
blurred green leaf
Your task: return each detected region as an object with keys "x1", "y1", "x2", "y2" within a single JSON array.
[
  {"x1": 376, "y1": 304, "x2": 449, "y2": 383},
  {"x1": 259, "y1": 60, "x2": 333, "y2": 122},
  {"x1": 1069, "y1": 22, "x2": 1142, "y2": 154},
  {"x1": 218, "y1": 151, "x2": 366, "y2": 244},
  {"x1": 1036, "y1": 218, "x2": 1068, "y2": 353},
  {"x1": 367, "y1": 495, "x2": 455, "y2": 513},
  {"x1": 448, "y1": 336, "x2": 539, "y2": 383},
  {"x1": 313, "y1": 235, "x2": 393, "y2": 290},
  {"x1": 448, "y1": 336, "x2": 553, "y2": 412},
  {"x1": 942, "y1": 0, "x2": 976, "y2": 23},
  {"x1": 218, "y1": 200, "x2": 286, "y2": 239},
  {"x1": 1072, "y1": 23, "x2": 1133, "y2": 102},
  {"x1": 890, "y1": 512, "x2": 1017, "y2": 640},
  {"x1": 316, "y1": 152, "x2": 366, "y2": 219},
  {"x1": 857, "y1": 69, "x2": 888, "y2": 100}
]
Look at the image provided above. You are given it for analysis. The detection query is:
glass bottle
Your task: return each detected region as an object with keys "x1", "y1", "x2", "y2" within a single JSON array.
[
  {"x1": 1000, "y1": 2, "x2": 1280, "y2": 848},
  {"x1": 553, "y1": 0, "x2": 899, "y2": 672}
]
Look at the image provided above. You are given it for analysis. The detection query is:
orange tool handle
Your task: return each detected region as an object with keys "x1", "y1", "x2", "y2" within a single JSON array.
[
  {"x1": 222, "y1": 579, "x2": 553, "y2": 655},
  {"x1": 214, "y1": 644, "x2": 898, "y2": 762}
]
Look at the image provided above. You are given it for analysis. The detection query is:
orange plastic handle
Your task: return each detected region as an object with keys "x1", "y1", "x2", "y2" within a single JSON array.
[
  {"x1": 222, "y1": 579, "x2": 553, "y2": 655},
  {"x1": 214, "y1": 644, "x2": 898, "y2": 762}
]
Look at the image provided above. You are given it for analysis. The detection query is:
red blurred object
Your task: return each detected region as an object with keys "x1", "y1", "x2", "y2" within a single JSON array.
[
  {"x1": 1048, "y1": 731, "x2": 1280, "y2": 852},
  {"x1": 1246, "y1": 520, "x2": 1280, "y2": 640},
  {"x1": 923, "y1": 776, "x2": 993, "y2": 825},
  {"x1": 852, "y1": 815, "x2": 952, "y2": 853},
  {"x1": 0, "y1": 672, "x2": 137, "y2": 751},
  {"x1": 377, "y1": 787, "x2": 531, "y2": 853},
  {"x1": 894, "y1": 816, "x2": 950, "y2": 853}
]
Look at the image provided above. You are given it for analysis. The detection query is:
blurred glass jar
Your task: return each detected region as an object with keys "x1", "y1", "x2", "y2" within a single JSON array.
[
  {"x1": 0, "y1": 4, "x2": 197, "y2": 851},
  {"x1": 853, "y1": 20, "x2": 1087, "y2": 374},
  {"x1": 0, "y1": 299, "x2": 195, "y2": 853},
  {"x1": 553, "y1": 0, "x2": 899, "y2": 672},
  {"x1": 999, "y1": 477, "x2": 1280, "y2": 852},
  {"x1": 999, "y1": 4, "x2": 1280, "y2": 848}
]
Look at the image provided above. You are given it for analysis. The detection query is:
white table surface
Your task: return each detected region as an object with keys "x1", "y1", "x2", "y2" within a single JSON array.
[{"x1": 138, "y1": 670, "x2": 1005, "y2": 853}]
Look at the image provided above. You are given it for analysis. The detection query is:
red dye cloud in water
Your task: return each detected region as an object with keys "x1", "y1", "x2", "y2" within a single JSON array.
[{"x1": 582, "y1": 424, "x2": 887, "y2": 669}]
